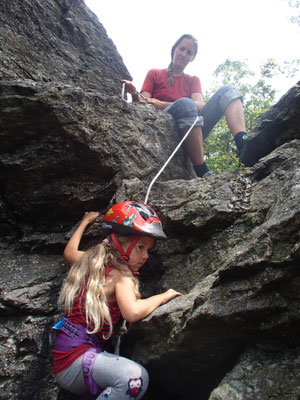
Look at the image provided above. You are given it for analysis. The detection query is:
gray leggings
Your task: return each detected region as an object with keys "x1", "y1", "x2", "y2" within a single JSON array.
[{"x1": 56, "y1": 351, "x2": 149, "y2": 399}]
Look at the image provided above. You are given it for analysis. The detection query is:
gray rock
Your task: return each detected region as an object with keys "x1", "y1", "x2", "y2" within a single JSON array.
[
  {"x1": 208, "y1": 347, "x2": 300, "y2": 400},
  {"x1": 0, "y1": 0, "x2": 131, "y2": 95},
  {"x1": 0, "y1": 253, "x2": 66, "y2": 400},
  {"x1": 0, "y1": 1, "x2": 300, "y2": 400}
]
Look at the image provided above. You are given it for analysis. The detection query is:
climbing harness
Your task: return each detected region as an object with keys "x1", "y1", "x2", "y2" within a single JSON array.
[{"x1": 50, "y1": 317, "x2": 103, "y2": 397}]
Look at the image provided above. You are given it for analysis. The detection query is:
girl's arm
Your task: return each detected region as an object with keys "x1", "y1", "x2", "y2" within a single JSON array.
[
  {"x1": 115, "y1": 276, "x2": 181, "y2": 323},
  {"x1": 63, "y1": 211, "x2": 99, "y2": 265}
]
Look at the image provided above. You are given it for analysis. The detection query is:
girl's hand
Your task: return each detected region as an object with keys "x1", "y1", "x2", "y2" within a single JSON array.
[
  {"x1": 161, "y1": 289, "x2": 182, "y2": 304},
  {"x1": 121, "y1": 79, "x2": 137, "y2": 95},
  {"x1": 63, "y1": 211, "x2": 100, "y2": 265},
  {"x1": 115, "y1": 277, "x2": 182, "y2": 322},
  {"x1": 82, "y1": 211, "x2": 100, "y2": 225}
]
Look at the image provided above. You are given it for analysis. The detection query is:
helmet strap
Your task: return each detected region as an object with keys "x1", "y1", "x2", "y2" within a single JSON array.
[{"x1": 110, "y1": 233, "x2": 140, "y2": 261}]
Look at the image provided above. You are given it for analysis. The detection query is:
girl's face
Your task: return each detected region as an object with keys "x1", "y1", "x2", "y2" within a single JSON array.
[
  {"x1": 127, "y1": 236, "x2": 156, "y2": 271},
  {"x1": 172, "y1": 38, "x2": 196, "y2": 71}
]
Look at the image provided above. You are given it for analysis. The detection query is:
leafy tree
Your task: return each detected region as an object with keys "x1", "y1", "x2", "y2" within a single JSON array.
[
  {"x1": 202, "y1": 2, "x2": 299, "y2": 174},
  {"x1": 284, "y1": 2, "x2": 300, "y2": 81},
  {"x1": 203, "y1": 59, "x2": 278, "y2": 173},
  {"x1": 289, "y1": 0, "x2": 300, "y2": 26}
]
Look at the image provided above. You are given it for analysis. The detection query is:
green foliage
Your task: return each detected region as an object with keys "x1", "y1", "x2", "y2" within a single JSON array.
[
  {"x1": 281, "y1": 59, "x2": 300, "y2": 78},
  {"x1": 202, "y1": 2, "x2": 299, "y2": 174},
  {"x1": 289, "y1": 0, "x2": 300, "y2": 26},
  {"x1": 204, "y1": 58, "x2": 278, "y2": 173}
]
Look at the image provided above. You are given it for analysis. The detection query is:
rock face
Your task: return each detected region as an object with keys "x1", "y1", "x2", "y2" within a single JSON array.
[
  {"x1": 0, "y1": 1, "x2": 300, "y2": 400},
  {"x1": 0, "y1": 0, "x2": 130, "y2": 95},
  {"x1": 120, "y1": 131, "x2": 300, "y2": 400},
  {"x1": 208, "y1": 347, "x2": 300, "y2": 400}
]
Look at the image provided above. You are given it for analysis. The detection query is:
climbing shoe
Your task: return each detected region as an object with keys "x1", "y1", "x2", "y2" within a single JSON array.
[
  {"x1": 237, "y1": 133, "x2": 248, "y2": 159},
  {"x1": 202, "y1": 170, "x2": 214, "y2": 179}
]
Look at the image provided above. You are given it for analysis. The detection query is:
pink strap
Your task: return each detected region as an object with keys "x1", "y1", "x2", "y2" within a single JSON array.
[{"x1": 110, "y1": 233, "x2": 140, "y2": 261}]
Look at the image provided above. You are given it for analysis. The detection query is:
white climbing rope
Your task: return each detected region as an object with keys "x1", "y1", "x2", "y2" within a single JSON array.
[
  {"x1": 116, "y1": 84, "x2": 201, "y2": 355},
  {"x1": 121, "y1": 83, "x2": 200, "y2": 204},
  {"x1": 144, "y1": 115, "x2": 200, "y2": 204}
]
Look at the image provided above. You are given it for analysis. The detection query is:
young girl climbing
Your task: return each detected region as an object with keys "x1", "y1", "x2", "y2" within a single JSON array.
[
  {"x1": 122, "y1": 33, "x2": 248, "y2": 178},
  {"x1": 51, "y1": 201, "x2": 181, "y2": 399}
]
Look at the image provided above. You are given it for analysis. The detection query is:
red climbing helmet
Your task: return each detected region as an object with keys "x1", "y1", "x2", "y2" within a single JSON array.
[{"x1": 102, "y1": 201, "x2": 167, "y2": 240}]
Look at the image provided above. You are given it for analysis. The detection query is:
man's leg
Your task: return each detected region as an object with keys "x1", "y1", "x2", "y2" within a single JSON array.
[
  {"x1": 165, "y1": 97, "x2": 211, "y2": 178},
  {"x1": 225, "y1": 98, "x2": 246, "y2": 135},
  {"x1": 200, "y1": 85, "x2": 247, "y2": 157}
]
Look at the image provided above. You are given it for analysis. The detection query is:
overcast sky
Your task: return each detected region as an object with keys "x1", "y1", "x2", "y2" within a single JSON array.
[{"x1": 85, "y1": 0, "x2": 299, "y2": 100}]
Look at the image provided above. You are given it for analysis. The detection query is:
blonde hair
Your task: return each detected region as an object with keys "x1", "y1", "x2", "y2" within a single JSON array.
[{"x1": 58, "y1": 235, "x2": 141, "y2": 338}]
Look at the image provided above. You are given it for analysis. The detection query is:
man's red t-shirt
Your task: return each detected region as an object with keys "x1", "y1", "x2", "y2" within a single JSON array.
[{"x1": 141, "y1": 68, "x2": 202, "y2": 102}]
